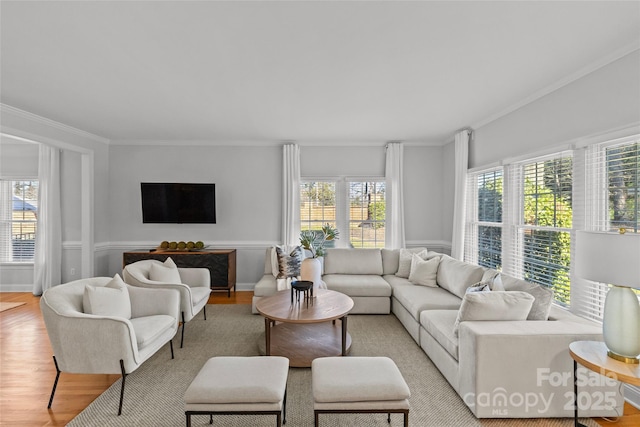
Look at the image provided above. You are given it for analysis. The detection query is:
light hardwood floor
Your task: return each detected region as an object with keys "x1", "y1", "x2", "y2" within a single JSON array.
[{"x1": 0, "y1": 291, "x2": 637, "y2": 426}]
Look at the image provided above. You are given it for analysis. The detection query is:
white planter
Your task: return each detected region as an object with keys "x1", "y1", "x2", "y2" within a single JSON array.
[{"x1": 300, "y1": 257, "x2": 326, "y2": 293}]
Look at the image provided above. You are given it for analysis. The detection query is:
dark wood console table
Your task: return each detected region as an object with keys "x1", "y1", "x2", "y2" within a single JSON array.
[{"x1": 122, "y1": 249, "x2": 236, "y2": 296}]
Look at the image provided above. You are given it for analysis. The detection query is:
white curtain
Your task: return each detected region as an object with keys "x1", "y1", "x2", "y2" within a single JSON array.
[
  {"x1": 282, "y1": 143, "x2": 300, "y2": 247},
  {"x1": 33, "y1": 145, "x2": 62, "y2": 295},
  {"x1": 451, "y1": 130, "x2": 470, "y2": 260},
  {"x1": 385, "y1": 142, "x2": 406, "y2": 249}
]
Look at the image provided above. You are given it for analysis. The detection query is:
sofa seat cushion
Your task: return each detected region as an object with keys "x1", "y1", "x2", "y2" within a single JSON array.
[
  {"x1": 382, "y1": 274, "x2": 414, "y2": 291},
  {"x1": 420, "y1": 310, "x2": 460, "y2": 361},
  {"x1": 130, "y1": 314, "x2": 176, "y2": 350},
  {"x1": 436, "y1": 255, "x2": 485, "y2": 299},
  {"x1": 322, "y1": 274, "x2": 391, "y2": 297},
  {"x1": 323, "y1": 249, "x2": 383, "y2": 275},
  {"x1": 191, "y1": 286, "x2": 211, "y2": 306},
  {"x1": 393, "y1": 284, "x2": 462, "y2": 319}
]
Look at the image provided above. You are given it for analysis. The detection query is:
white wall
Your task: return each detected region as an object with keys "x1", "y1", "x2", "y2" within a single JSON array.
[
  {"x1": 0, "y1": 106, "x2": 111, "y2": 290},
  {"x1": 107, "y1": 142, "x2": 452, "y2": 288},
  {"x1": 471, "y1": 50, "x2": 640, "y2": 168},
  {"x1": 107, "y1": 144, "x2": 282, "y2": 287},
  {"x1": 0, "y1": 138, "x2": 39, "y2": 289}
]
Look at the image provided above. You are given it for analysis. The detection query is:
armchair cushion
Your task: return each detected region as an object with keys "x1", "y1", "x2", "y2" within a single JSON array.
[
  {"x1": 149, "y1": 257, "x2": 182, "y2": 284},
  {"x1": 191, "y1": 286, "x2": 212, "y2": 306},
  {"x1": 130, "y1": 314, "x2": 176, "y2": 350},
  {"x1": 82, "y1": 274, "x2": 131, "y2": 319}
]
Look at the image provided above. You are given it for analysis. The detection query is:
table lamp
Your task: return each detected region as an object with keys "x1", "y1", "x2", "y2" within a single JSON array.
[{"x1": 575, "y1": 230, "x2": 640, "y2": 364}]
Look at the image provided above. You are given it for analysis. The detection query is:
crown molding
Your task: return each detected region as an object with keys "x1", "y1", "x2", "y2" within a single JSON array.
[
  {"x1": 1, "y1": 104, "x2": 110, "y2": 145},
  {"x1": 472, "y1": 41, "x2": 640, "y2": 131},
  {"x1": 110, "y1": 139, "x2": 447, "y2": 147}
]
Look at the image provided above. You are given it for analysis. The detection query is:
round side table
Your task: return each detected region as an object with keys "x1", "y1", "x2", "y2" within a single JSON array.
[{"x1": 569, "y1": 341, "x2": 640, "y2": 427}]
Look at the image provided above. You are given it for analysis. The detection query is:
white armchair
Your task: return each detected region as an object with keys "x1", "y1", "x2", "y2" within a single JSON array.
[
  {"x1": 122, "y1": 259, "x2": 211, "y2": 348},
  {"x1": 40, "y1": 276, "x2": 180, "y2": 415}
]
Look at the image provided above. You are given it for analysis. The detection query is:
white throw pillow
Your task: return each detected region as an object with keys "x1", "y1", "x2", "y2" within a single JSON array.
[
  {"x1": 83, "y1": 274, "x2": 132, "y2": 319},
  {"x1": 453, "y1": 291, "x2": 534, "y2": 336},
  {"x1": 492, "y1": 273, "x2": 505, "y2": 291},
  {"x1": 408, "y1": 254, "x2": 439, "y2": 287},
  {"x1": 395, "y1": 247, "x2": 429, "y2": 278},
  {"x1": 149, "y1": 257, "x2": 182, "y2": 284}
]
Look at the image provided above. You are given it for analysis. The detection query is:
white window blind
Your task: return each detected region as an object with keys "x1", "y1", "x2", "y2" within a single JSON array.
[
  {"x1": 574, "y1": 136, "x2": 640, "y2": 321},
  {"x1": 504, "y1": 153, "x2": 573, "y2": 306},
  {"x1": 0, "y1": 180, "x2": 38, "y2": 262},
  {"x1": 464, "y1": 168, "x2": 502, "y2": 269}
]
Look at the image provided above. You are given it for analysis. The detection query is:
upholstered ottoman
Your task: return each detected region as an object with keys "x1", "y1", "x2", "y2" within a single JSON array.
[
  {"x1": 312, "y1": 356, "x2": 410, "y2": 426},
  {"x1": 184, "y1": 356, "x2": 289, "y2": 427}
]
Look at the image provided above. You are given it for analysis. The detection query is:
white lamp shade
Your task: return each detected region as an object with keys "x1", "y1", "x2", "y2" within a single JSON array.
[
  {"x1": 575, "y1": 231, "x2": 640, "y2": 289},
  {"x1": 575, "y1": 231, "x2": 640, "y2": 361}
]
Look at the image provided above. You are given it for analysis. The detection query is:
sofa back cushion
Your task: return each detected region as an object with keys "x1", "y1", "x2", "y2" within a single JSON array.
[
  {"x1": 436, "y1": 255, "x2": 485, "y2": 299},
  {"x1": 381, "y1": 249, "x2": 400, "y2": 275},
  {"x1": 324, "y1": 248, "x2": 383, "y2": 275}
]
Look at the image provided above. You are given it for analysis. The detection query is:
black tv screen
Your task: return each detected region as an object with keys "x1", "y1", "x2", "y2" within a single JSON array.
[{"x1": 141, "y1": 183, "x2": 216, "y2": 224}]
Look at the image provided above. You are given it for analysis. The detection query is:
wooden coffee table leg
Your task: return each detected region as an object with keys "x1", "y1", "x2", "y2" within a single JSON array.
[
  {"x1": 264, "y1": 317, "x2": 271, "y2": 356},
  {"x1": 341, "y1": 316, "x2": 348, "y2": 356}
]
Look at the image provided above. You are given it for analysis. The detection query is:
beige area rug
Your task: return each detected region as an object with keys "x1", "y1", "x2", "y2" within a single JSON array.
[
  {"x1": 68, "y1": 305, "x2": 599, "y2": 427},
  {"x1": 0, "y1": 301, "x2": 25, "y2": 313}
]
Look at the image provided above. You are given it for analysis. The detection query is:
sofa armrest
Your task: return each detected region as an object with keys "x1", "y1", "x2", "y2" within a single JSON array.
[
  {"x1": 178, "y1": 267, "x2": 210, "y2": 288},
  {"x1": 457, "y1": 320, "x2": 623, "y2": 418},
  {"x1": 128, "y1": 285, "x2": 180, "y2": 320}
]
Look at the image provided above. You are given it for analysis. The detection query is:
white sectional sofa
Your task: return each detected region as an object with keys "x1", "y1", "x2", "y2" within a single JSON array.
[{"x1": 252, "y1": 247, "x2": 624, "y2": 419}]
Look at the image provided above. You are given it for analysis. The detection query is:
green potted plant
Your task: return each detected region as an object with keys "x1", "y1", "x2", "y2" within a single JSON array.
[
  {"x1": 299, "y1": 223, "x2": 339, "y2": 292},
  {"x1": 299, "y1": 223, "x2": 340, "y2": 258}
]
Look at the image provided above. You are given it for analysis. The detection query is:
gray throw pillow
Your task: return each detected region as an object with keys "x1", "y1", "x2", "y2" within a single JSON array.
[
  {"x1": 502, "y1": 276, "x2": 554, "y2": 320},
  {"x1": 275, "y1": 246, "x2": 304, "y2": 279}
]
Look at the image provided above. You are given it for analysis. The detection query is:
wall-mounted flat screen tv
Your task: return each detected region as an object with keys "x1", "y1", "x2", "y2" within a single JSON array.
[{"x1": 141, "y1": 183, "x2": 216, "y2": 224}]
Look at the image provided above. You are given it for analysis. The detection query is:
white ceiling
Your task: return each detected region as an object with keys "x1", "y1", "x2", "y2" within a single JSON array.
[{"x1": 1, "y1": 1, "x2": 639, "y2": 144}]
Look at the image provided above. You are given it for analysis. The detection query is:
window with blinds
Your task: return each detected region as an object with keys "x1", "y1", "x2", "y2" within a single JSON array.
[
  {"x1": 0, "y1": 180, "x2": 39, "y2": 262},
  {"x1": 465, "y1": 169, "x2": 502, "y2": 269},
  {"x1": 575, "y1": 137, "x2": 639, "y2": 321},
  {"x1": 505, "y1": 153, "x2": 573, "y2": 306}
]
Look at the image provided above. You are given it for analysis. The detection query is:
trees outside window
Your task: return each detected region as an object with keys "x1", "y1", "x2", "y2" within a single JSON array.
[{"x1": 300, "y1": 179, "x2": 385, "y2": 249}]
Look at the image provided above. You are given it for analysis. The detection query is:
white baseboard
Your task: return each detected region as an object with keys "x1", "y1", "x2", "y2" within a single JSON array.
[
  {"x1": 0, "y1": 284, "x2": 33, "y2": 292},
  {"x1": 235, "y1": 283, "x2": 254, "y2": 292},
  {"x1": 625, "y1": 384, "x2": 640, "y2": 410}
]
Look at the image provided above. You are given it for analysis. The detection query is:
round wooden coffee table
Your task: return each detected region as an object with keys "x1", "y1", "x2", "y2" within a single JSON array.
[{"x1": 256, "y1": 289, "x2": 354, "y2": 367}]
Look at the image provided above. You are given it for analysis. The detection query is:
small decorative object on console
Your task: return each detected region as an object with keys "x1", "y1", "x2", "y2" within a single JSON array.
[{"x1": 158, "y1": 240, "x2": 207, "y2": 251}]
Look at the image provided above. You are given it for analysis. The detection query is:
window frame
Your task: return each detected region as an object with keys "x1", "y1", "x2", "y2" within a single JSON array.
[
  {"x1": 0, "y1": 178, "x2": 39, "y2": 264},
  {"x1": 300, "y1": 176, "x2": 386, "y2": 249},
  {"x1": 464, "y1": 167, "x2": 503, "y2": 269}
]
